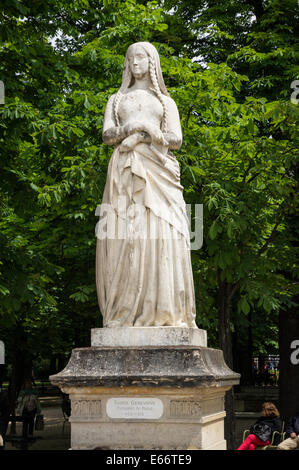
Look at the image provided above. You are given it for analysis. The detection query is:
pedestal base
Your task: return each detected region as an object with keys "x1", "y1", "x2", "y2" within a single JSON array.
[
  {"x1": 91, "y1": 326, "x2": 207, "y2": 348},
  {"x1": 68, "y1": 387, "x2": 228, "y2": 450},
  {"x1": 50, "y1": 328, "x2": 239, "y2": 450}
]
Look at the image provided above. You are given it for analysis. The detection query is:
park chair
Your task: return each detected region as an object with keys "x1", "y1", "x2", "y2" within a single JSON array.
[{"x1": 242, "y1": 421, "x2": 285, "y2": 450}]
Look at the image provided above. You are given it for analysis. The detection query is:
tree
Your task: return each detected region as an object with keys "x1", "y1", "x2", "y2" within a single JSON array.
[
  {"x1": 0, "y1": 0, "x2": 298, "y2": 451},
  {"x1": 0, "y1": 0, "x2": 106, "y2": 403},
  {"x1": 163, "y1": 0, "x2": 299, "y2": 447},
  {"x1": 0, "y1": 0, "x2": 171, "y2": 406}
]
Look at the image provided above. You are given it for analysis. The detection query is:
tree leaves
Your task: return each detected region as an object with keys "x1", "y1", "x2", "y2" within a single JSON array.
[{"x1": 0, "y1": 0, "x2": 298, "y2": 365}]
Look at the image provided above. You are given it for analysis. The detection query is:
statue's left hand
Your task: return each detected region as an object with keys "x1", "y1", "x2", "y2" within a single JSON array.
[
  {"x1": 119, "y1": 133, "x2": 140, "y2": 152},
  {"x1": 119, "y1": 132, "x2": 151, "y2": 152}
]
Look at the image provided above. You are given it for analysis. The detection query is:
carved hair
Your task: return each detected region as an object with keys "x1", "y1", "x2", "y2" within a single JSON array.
[{"x1": 113, "y1": 42, "x2": 169, "y2": 132}]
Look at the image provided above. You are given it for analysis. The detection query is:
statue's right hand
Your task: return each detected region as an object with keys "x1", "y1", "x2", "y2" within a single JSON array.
[
  {"x1": 119, "y1": 134, "x2": 140, "y2": 152},
  {"x1": 124, "y1": 122, "x2": 144, "y2": 135},
  {"x1": 142, "y1": 123, "x2": 168, "y2": 146}
]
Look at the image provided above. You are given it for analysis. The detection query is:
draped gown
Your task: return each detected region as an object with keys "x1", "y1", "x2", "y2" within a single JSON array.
[{"x1": 96, "y1": 90, "x2": 196, "y2": 327}]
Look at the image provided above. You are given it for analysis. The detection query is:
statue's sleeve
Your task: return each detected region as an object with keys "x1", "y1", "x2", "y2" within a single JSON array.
[
  {"x1": 102, "y1": 94, "x2": 116, "y2": 135},
  {"x1": 165, "y1": 97, "x2": 182, "y2": 149}
]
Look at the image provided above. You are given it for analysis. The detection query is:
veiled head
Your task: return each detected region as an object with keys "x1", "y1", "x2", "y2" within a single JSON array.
[
  {"x1": 113, "y1": 42, "x2": 169, "y2": 131},
  {"x1": 120, "y1": 41, "x2": 169, "y2": 96}
]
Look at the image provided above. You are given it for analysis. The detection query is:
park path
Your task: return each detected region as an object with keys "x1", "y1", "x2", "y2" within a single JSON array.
[
  {"x1": 5, "y1": 404, "x2": 70, "y2": 451},
  {"x1": 3, "y1": 392, "x2": 267, "y2": 450}
]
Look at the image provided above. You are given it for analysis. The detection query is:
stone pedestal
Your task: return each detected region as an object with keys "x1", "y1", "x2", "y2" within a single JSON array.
[{"x1": 50, "y1": 327, "x2": 239, "y2": 450}]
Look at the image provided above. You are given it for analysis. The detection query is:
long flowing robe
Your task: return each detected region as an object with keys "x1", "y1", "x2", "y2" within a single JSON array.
[{"x1": 96, "y1": 142, "x2": 196, "y2": 327}]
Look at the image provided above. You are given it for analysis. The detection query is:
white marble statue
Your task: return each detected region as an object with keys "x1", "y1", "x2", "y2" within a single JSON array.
[{"x1": 96, "y1": 41, "x2": 196, "y2": 328}]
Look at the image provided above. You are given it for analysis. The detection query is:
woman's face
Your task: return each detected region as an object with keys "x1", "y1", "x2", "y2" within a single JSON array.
[{"x1": 127, "y1": 45, "x2": 149, "y2": 80}]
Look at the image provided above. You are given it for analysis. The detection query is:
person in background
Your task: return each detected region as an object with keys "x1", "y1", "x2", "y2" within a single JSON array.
[
  {"x1": 277, "y1": 411, "x2": 299, "y2": 450},
  {"x1": 262, "y1": 366, "x2": 270, "y2": 386},
  {"x1": 61, "y1": 392, "x2": 71, "y2": 418},
  {"x1": 16, "y1": 379, "x2": 42, "y2": 438},
  {"x1": 237, "y1": 402, "x2": 282, "y2": 450}
]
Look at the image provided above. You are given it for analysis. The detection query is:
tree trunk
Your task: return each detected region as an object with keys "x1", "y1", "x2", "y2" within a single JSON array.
[
  {"x1": 279, "y1": 300, "x2": 299, "y2": 420},
  {"x1": 217, "y1": 275, "x2": 237, "y2": 450},
  {"x1": 233, "y1": 313, "x2": 254, "y2": 386},
  {"x1": 49, "y1": 357, "x2": 57, "y2": 375},
  {"x1": 246, "y1": 0, "x2": 265, "y2": 22},
  {"x1": 258, "y1": 354, "x2": 265, "y2": 372},
  {"x1": 8, "y1": 334, "x2": 33, "y2": 434},
  {"x1": 0, "y1": 364, "x2": 6, "y2": 388}
]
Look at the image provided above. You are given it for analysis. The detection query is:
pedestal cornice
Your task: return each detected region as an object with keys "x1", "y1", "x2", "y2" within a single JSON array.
[{"x1": 50, "y1": 345, "x2": 239, "y2": 389}]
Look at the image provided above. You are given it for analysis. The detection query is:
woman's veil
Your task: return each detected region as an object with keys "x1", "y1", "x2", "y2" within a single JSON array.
[{"x1": 120, "y1": 41, "x2": 169, "y2": 96}]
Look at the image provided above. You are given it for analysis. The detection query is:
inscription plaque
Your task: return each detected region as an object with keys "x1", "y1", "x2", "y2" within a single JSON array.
[{"x1": 106, "y1": 398, "x2": 163, "y2": 420}]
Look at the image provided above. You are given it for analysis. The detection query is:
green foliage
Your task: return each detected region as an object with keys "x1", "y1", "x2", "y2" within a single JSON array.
[
  {"x1": 0, "y1": 0, "x2": 298, "y2": 371},
  {"x1": 163, "y1": 0, "x2": 299, "y2": 355}
]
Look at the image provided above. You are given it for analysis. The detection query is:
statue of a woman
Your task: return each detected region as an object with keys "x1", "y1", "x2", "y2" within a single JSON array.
[{"x1": 96, "y1": 42, "x2": 196, "y2": 328}]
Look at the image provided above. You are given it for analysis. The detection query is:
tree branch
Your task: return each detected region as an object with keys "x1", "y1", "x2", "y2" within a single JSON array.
[
  {"x1": 228, "y1": 280, "x2": 241, "y2": 304},
  {"x1": 257, "y1": 215, "x2": 283, "y2": 257}
]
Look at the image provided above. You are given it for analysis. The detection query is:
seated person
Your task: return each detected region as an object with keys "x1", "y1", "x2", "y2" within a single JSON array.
[
  {"x1": 238, "y1": 402, "x2": 282, "y2": 450},
  {"x1": 277, "y1": 411, "x2": 299, "y2": 450}
]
